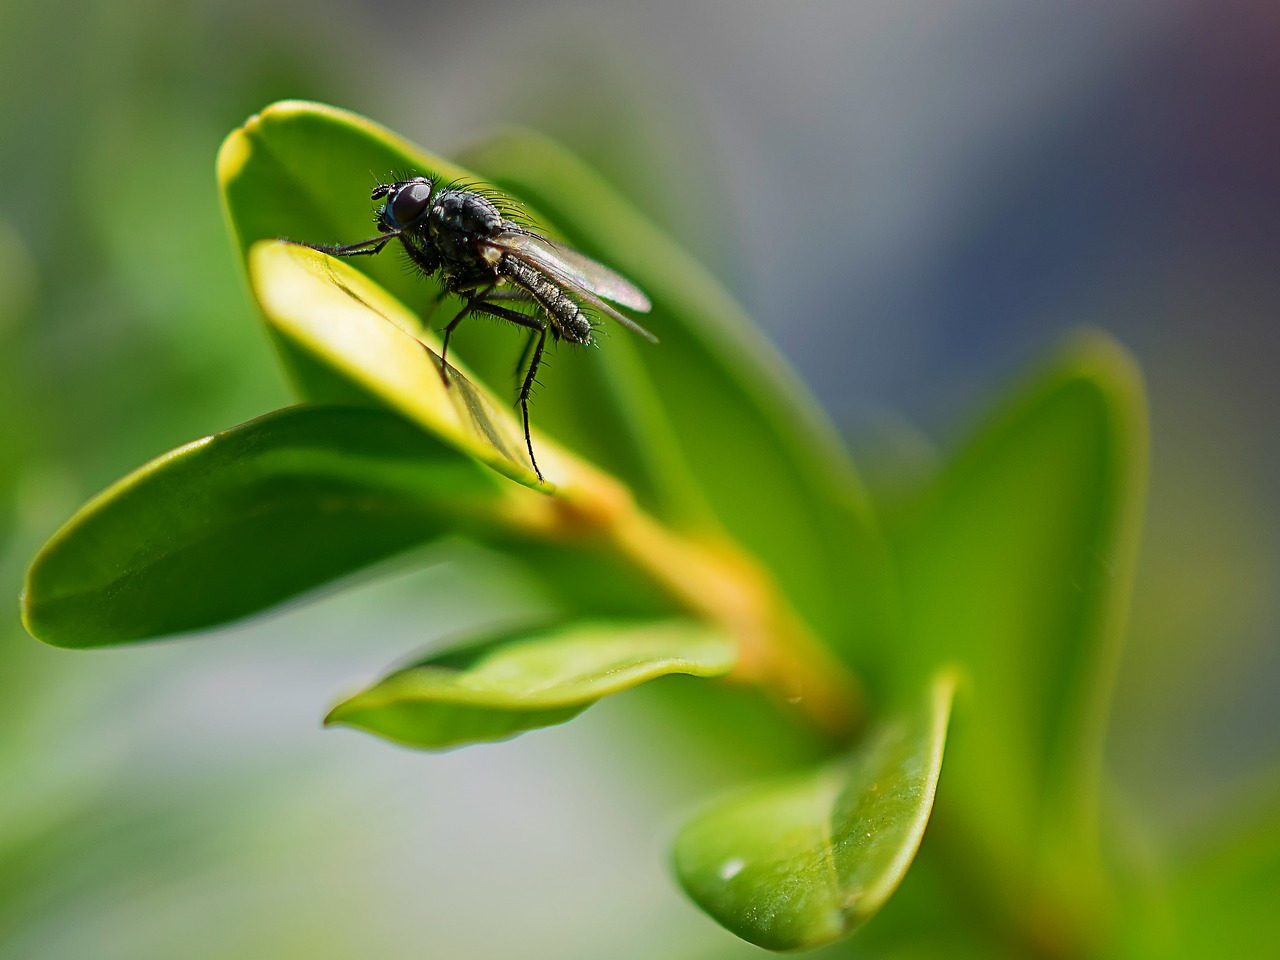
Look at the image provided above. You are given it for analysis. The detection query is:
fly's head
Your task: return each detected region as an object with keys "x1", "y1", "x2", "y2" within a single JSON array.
[{"x1": 373, "y1": 178, "x2": 434, "y2": 235}]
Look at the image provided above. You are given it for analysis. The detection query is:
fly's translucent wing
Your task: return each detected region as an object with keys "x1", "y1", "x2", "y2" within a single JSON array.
[
  {"x1": 485, "y1": 232, "x2": 659, "y2": 343},
  {"x1": 495, "y1": 233, "x2": 652, "y2": 313}
]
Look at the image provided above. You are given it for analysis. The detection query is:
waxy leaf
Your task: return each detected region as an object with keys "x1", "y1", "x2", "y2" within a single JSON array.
[
  {"x1": 21, "y1": 405, "x2": 510, "y2": 648},
  {"x1": 217, "y1": 101, "x2": 672, "y2": 500},
  {"x1": 249, "y1": 240, "x2": 546, "y2": 488},
  {"x1": 218, "y1": 100, "x2": 467, "y2": 314},
  {"x1": 891, "y1": 333, "x2": 1147, "y2": 941},
  {"x1": 673, "y1": 670, "x2": 957, "y2": 951},
  {"x1": 461, "y1": 129, "x2": 892, "y2": 669},
  {"x1": 326, "y1": 619, "x2": 736, "y2": 749},
  {"x1": 217, "y1": 101, "x2": 891, "y2": 665}
]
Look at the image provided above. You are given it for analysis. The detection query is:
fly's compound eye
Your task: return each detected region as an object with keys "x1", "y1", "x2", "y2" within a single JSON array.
[{"x1": 387, "y1": 179, "x2": 432, "y2": 226}]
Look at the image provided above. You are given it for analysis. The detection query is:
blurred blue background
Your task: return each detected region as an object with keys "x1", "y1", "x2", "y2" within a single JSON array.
[{"x1": 2, "y1": 1, "x2": 1277, "y2": 956}]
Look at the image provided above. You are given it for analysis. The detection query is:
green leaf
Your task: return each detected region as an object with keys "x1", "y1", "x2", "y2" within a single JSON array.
[
  {"x1": 460, "y1": 128, "x2": 893, "y2": 668},
  {"x1": 218, "y1": 101, "x2": 471, "y2": 408},
  {"x1": 673, "y1": 669, "x2": 957, "y2": 951},
  {"x1": 248, "y1": 240, "x2": 546, "y2": 488},
  {"x1": 326, "y1": 618, "x2": 736, "y2": 749},
  {"x1": 890, "y1": 332, "x2": 1148, "y2": 940},
  {"x1": 1161, "y1": 801, "x2": 1280, "y2": 960},
  {"x1": 217, "y1": 100, "x2": 466, "y2": 314},
  {"x1": 21, "y1": 405, "x2": 512, "y2": 648},
  {"x1": 217, "y1": 100, "x2": 652, "y2": 488},
  {"x1": 218, "y1": 101, "x2": 892, "y2": 665}
]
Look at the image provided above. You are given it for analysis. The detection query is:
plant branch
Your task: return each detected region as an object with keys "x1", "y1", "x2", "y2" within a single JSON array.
[{"x1": 498, "y1": 463, "x2": 865, "y2": 740}]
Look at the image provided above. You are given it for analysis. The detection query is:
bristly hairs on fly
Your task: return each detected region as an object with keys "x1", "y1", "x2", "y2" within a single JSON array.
[
  {"x1": 370, "y1": 169, "x2": 538, "y2": 230},
  {"x1": 444, "y1": 176, "x2": 539, "y2": 230}
]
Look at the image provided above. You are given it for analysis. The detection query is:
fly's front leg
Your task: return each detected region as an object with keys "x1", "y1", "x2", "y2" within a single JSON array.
[{"x1": 302, "y1": 234, "x2": 394, "y2": 258}]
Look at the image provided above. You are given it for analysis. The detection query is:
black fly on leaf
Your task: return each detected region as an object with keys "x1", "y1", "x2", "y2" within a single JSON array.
[{"x1": 295, "y1": 176, "x2": 657, "y2": 482}]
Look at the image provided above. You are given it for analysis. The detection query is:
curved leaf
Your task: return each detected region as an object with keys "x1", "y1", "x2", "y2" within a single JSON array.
[
  {"x1": 461, "y1": 129, "x2": 893, "y2": 666},
  {"x1": 891, "y1": 332, "x2": 1148, "y2": 939},
  {"x1": 217, "y1": 100, "x2": 465, "y2": 313},
  {"x1": 217, "y1": 101, "x2": 660, "y2": 493},
  {"x1": 249, "y1": 240, "x2": 548, "y2": 488},
  {"x1": 21, "y1": 405, "x2": 511, "y2": 648},
  {"x1": 218, "y1": 101, "x2": 892, "y2": 664},
  {"x1": 326, "y1": 619, "x2": 736, "y2": 749},
  {"x1": 673, "y1": 669, "x2": 957, "y2": 951}
]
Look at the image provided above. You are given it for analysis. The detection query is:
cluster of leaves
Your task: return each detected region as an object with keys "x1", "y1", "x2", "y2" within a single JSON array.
[{"x1": 23, "y1": 101, "x2": 1250, "y2": 956}]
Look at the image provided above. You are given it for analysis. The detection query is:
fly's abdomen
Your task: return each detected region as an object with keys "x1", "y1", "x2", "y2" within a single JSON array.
[{"x1": 500, "y1": 255, "x2": 593, "y2": 344}]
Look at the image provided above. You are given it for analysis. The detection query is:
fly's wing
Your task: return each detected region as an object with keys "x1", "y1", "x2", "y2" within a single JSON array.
[
  {"x1": 487, "y1": 232, "x2": 658, "y2": 343},
  {"x1": 496, "y1": 233, "x2": 653, "y2": 313}
]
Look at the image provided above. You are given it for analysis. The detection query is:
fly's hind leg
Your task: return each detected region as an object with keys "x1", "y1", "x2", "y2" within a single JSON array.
[
  {"x1": 436, "y1": 287, "x2": 536, "y2": 384},
  {"x1": 516, "y1": 326, "x2": 549, "y2": 482},
  {"x1": 513, "y1": 330, "x2": 539, "y2": 387},
  {"x1": 469, "y1": 299, "x2": 551, "y2": 482}
]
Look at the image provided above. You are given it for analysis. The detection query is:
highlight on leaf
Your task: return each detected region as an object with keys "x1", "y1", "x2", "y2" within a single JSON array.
[{"x1": 249, "y1": 239, "x2": 550, "y2": 488}]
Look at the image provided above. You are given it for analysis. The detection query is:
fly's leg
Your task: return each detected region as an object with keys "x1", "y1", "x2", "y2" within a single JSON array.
[
  {"x1": 302, "y1": 234, "x2": 394, "y2": 258},
  {"x1": 438, "y1": 284, "x2": 496, "y2": 386},
  {"x1": 517, "y1": 326, "x2": 549, "y2": 482},
  {"x1": 513, "y1": 331, "x2": 538, "y2": 386},
  {"x1": 488, "y1": 294, "x2": 542, "y2": 387},
  {"x1": 470, "y1": 299, "x2": 552, "y2": 482},
  {"x1": 437, "y1": 304, "x2": 470, "y2": 385},
  {"x1": 438, "y1": 287, "x2": 534, "y2": 384}
]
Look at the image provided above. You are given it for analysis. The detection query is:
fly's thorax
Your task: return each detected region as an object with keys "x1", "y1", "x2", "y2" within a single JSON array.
[{"x1": 428, "y1": 190, "x2": 504, "y2": 260}]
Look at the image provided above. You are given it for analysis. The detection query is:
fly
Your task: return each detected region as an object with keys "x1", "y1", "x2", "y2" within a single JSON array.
[{"x1": 296, "y1": 175, "x2": 657, "y2": 482}]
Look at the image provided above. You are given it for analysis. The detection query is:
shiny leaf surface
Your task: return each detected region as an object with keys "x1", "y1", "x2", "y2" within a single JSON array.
[
  {"x1": 891, "y1": 332, "x2": 1148, "y2": 941},
  {"x1": 22, "y1": 405, "x2": 508, "y2": 647},
  {"x1": 218, "y1": 101, "x2": 891, "y2": 664},
  {"x1": 673, "y1": 670, "x2": 956, "y2": 950},
  {"x1": 327, "y1": 619, "x2": 736, "y2": 749}
]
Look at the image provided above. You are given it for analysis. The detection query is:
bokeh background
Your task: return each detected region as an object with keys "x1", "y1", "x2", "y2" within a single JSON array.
[{"x1": 2, "y1": 1, "x2": 1277, "y2": 957}]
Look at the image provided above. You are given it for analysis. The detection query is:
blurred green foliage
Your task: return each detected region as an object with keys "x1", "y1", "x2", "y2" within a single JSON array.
[
  {"x1": 16, "y1": 101, "x2": 1276, "y2": 959},
  {"x1": 4, "y1": 72, "x2": 1277, "y2": 960},
  {"x1": 675, "y1": 670, "x2": 957, "y2": 950}
]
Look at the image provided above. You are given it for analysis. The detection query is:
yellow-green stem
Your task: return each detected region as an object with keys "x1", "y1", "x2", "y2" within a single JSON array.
[{"x1": 501, "y1": 466, "x2": 864, "y2": 739}]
